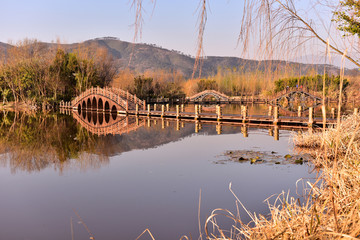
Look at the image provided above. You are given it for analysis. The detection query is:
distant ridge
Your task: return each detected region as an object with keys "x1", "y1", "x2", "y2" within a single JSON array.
[{"x1": 0, "y1": 37, "x2": 357, "y2": 78}]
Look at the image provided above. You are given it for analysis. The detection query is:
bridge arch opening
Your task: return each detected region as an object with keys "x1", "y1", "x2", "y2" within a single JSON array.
[
  {"x1": 105, "y1": 113, "x2": 110, "y2": 123},
  {"x1": 77, "y1": 104, "x2": 81, "y2": 114},
  {"x1": 98, "y1": 113, "x2": 103, "y2": 125},
  {"x1": 82, "y1": 100, "x2": 86, "y2": 110},
  {"x1": 104, "y1": 101, "x2": 110, "y2": 112},
  {"x1": 111, "y1": 105, "x2": 117, "y2": 120},
  {"x1": 202, "y1": 94, "x2": 220, "y2": 102},
  {"x1": 87, "y1": 110, "x2": 92, "y2": 123},
  {"x1": 82, "y1": 108, "x2": 86, "y2": 119},
  {"x1": 98, "y1": 98, "x2": 103, "y2": 111},
  {"x1": 92, "y1": 112, "x2": 97, "y2": 125},
  {"x1": 92, "y1": 97, "x2": 97, "y2": 111},
  {"x1": 87, "y1": 98, "x2": 92, "y2": 110}
]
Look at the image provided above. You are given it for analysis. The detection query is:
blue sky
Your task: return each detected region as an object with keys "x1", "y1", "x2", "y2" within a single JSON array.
[
  {"x1": 0, "y1": 0, "x2": 341, "y2": 60},
  {"x1": 1, "y1": 0, "x2": 246, "y2": 57}
]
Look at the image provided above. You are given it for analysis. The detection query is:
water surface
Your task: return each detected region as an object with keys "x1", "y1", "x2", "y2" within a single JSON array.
[{"x1": 0, "y1": 110, "x2": 316, "y2": 239}]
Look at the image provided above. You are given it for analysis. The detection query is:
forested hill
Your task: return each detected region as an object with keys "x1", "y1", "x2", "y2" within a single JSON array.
[{"x1": 0, "y1": 37, "x2": 356, "y2": 78}]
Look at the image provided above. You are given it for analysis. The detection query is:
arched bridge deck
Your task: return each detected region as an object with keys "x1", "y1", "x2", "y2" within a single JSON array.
[{"x1": 187, "y1": 90, "x2": 230, "y2": 102}]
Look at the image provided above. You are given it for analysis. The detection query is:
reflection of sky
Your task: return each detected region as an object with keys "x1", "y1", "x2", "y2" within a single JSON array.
[{"x1": 0, "y1": 126, "x2": 316, "y2": 239}]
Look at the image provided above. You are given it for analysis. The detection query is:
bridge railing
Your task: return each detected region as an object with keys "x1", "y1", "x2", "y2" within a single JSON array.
[{"x1": 272, "y1": 87, "x2": 323, "y2": 100}]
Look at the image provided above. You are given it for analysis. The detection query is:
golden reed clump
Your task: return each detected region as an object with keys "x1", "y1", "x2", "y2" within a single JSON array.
[{"x1": 200, "y1": 114, "x2": 360, "y2": 239}]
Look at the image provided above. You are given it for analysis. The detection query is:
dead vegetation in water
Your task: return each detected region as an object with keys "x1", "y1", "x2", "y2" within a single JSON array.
[
  {"x1": 218, "y1": 150, "x2": 311, "y2": 165},
  {"x1": 293, "y1": 114, "x2": 360, "y2": 159},
  {"x1": 199, "y1": 113, "x2": 360, "y2": 239}
]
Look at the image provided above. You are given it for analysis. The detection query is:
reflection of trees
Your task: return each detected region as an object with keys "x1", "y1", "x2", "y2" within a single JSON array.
[{"x1": 0, "y1": 112, "x2": 109, "y2": 174}]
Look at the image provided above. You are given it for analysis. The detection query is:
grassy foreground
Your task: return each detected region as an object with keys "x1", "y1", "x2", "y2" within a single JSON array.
[{"x1": 202, "y1": 114, "x2": 360, "y2": 239}]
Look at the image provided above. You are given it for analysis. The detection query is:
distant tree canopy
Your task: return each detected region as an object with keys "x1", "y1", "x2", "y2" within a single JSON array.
[
  {"x1": 130, "y1": 75, "x2": 185, "y2": 100},
  {"x1": 197, "y1": 79, "x2": 218, "y2": 92},
  {"x1": 334, "y1": 1, "x2": 360, "y2": 37},
  {"x1": 274, "y1": 75, "x2": 349, "y2": 95},
  {"x1": 0, "y1": 41, "x2": 115, "y2": 104}
]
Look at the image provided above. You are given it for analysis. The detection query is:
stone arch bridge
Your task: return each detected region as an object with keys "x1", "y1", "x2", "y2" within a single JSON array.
[
  {"x1": 270, "y1": 89, "x2": 323, "y2": 111},
  {"x1": 187, "y1": 90, "x2": 230, "y2": 102},
  {"x1": 61, "y1": 86, "x2": 146, "y2": 113}
]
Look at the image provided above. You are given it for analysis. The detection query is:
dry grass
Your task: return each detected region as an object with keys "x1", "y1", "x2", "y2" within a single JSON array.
[
  {"x1": 201, "y1": 113, "x2": 360, "y2": 239},
  {"x1": 294, "y1": 114, "x2": 360, "y2": 159}
]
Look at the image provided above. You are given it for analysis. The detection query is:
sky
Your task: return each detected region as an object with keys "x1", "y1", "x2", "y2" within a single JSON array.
[
  {"x1": 1, "y1": 0, "x2": 246, "y2": 57},
  {"x1": 0, "y1": 0, "x2": 351, "y2": 64}
]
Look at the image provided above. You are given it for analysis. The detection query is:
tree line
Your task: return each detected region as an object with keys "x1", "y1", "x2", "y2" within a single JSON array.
[{"x1": 0, "y1": 40, "x2": 115, "y2": 107}]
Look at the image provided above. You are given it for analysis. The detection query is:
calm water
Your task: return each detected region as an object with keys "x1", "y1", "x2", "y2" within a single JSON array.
[{"x1": 0, "y1": 108, "x2": 317, "y2": 240}]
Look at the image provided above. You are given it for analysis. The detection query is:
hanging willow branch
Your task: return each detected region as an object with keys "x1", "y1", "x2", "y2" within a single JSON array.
[
  {"x1": 239, "y1": 0, "x2": 360, "y2": 68},
  {"x1": 192, "y1": 0, "x2": 207, "y2": 79},
  {"x1": 129, "y1": 0, "x2": 156, "y2": 67}
]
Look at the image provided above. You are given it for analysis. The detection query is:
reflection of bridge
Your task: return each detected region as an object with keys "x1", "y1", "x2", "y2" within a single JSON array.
[
  {"x1": 187, "y1": 90, "x2": 230, "y2": 102},
  {"x1": 60, "y1": 107, "x2": 316, "y2": 140},
  {"x1": 60, "y1": 86, "x2": 146, "y2": 113},
  {"x1": 71, "y1": 110, "x2": 145, "y2": 136}
]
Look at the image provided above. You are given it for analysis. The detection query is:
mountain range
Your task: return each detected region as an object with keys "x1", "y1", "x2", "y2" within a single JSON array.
[{"x1": 0, "y1": 37, "x2": 358, "y2": 78}]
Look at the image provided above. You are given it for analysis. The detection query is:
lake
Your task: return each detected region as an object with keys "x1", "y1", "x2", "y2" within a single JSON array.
[{"x1": 0, "y1": 108, "x2": 317, "y2": 240}]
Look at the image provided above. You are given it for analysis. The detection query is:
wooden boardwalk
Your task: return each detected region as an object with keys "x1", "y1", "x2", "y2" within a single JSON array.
[{"x1": 60, "y1": 87, "x2": 347, "y2": 128}]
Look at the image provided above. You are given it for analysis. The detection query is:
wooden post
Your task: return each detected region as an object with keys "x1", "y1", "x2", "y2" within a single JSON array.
[
  {"x1": 198, "y1": 104, "x2": 202, "y2": 114},
  {"x1": 195, "y1": 121, "x2": 200, "y2": 133},
  {"x1": 195, "y1": 105, "x2": 199, "y2": 120},
  {"x1": 273, "y1": 106, "x2": 279, "y2": 125},
  {"x1": 354, "y1": 108, "x2": 358, "y2": 115},
  {"x1": 298, "y1": 106, "x2": 302, "y2": 117},
  {"x1": 216, "y1": 123, "x2": 222, "y2": 135},
  {"x1": 143, "y1": 100, "x2": 146, "y2": 111},
  {"x1": 331, "y1": 108, "x2": 335, "y2": 119},
  {"x1": 147, "y1": 104, "x2": 151, "y2": 116},
  {"x1": 308, "y1": 107, "x2": 314, "y2": 127},
  {"x1": 166, "y1": 104, "x2": 169, "y2": 112},
  {"x1": 216, "y1": 105, "x2": 222, "y2": 121},
  {"x1": 161, "y1": 105, "x2": 165, "y2": 118},
  {"x1": 126, "y1": 100, "x2": 129, "y2": 113},
  {"x1": 268, "y1": 105, "x2": 272, "y2": 117},
  {"x1": 241, "y1": 124, "x2": 248, "y2": 138},
  {"x1": 181, "y1": 104, "x2": 184, "y2": 113},
  {"x1": 322, "y1": 105, "x2": 326, "y2": 128},
  {"x1": 176, "y1": 119, "x2": 180, "y2": 131},
  {"x1": 154, "y1": 104, "x2": 157, "y2": 111},
  {"x1": 135, "y1": 104, "x2": 139, "y2": 115},
  {"x1": 268, "y1": 128, "x2": 273, "y2": 137},
  {"x1": 176, "y1": 105, "x2": 180, "y2": 118},
  {"x1": 242, "y1": 105, "x2": 248, "y2": 123},
  {"x1": 134, "y1": 94, "x2": 137, "y2": 104},
  {"x1": 274, "y1": 125, "x2": 279, "y2": 141}
]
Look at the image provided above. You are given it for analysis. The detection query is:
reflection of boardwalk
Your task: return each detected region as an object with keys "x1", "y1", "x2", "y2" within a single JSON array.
[
  {"x1": 60, "y1": 108, "x2": 320, "y2": 141},
  {"x1": 71, "y1": 110, "x2": 145, "y2": 136}
]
